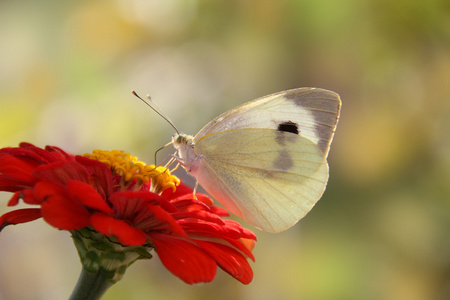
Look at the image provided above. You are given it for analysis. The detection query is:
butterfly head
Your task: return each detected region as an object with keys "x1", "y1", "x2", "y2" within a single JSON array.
[
  {"x1": 172, "y1": 133, "x2": 194, "y2": 150},
  {"x1": 172, "y1": 133, "x2": 201, "y2": 174}
]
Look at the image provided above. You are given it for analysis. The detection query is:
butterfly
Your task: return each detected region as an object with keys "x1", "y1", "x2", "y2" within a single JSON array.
[{"x1": 167, "y1": 88, "x2": 341, "y2": 233}]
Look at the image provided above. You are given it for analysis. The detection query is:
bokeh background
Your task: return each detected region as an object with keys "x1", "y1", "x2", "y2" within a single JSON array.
[{"x1": 1, "y1": 1, "x2": 450, "y2": 299}]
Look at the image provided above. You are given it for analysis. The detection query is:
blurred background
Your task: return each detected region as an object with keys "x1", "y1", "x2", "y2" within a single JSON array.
[{"x1": 1, "y1": 0, "x2": 450, "y2": 299}]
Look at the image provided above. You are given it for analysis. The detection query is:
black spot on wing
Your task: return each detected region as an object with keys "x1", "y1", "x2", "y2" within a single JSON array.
[
  {"x1": 282, "y1": 88, "x2": 341, "y2": 155},
  {"x1": 276, "y1": 121, "x2": 299, "y2": 146},
  {"x1": 277, "y1": 121, "x2": 299, "y2": 135}
]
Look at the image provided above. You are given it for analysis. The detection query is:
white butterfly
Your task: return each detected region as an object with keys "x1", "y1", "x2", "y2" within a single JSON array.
[{"x1": 170, "y1": 88, "x2": 341, "y2": 232}]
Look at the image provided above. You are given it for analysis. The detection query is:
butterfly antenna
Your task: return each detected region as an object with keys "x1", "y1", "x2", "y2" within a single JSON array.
[{"x1": 131, "y1": 90, "x2": 180, "y2": 135}]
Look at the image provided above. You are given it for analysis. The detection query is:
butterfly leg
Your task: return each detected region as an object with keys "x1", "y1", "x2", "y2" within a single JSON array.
[
  {"x1": 169, "y1": 153, "x2": 199, "y2": 200},
  {"x1": 193, "y1": 179, "x2": 199, "y2": 200}
]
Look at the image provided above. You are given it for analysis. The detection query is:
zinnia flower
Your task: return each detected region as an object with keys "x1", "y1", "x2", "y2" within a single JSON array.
[{"x1": 0, "y1": 143, "x2": 256, "y2": 296}]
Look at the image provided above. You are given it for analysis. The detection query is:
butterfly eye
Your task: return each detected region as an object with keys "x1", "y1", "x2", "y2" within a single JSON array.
[{"x1": 176, "y1": 135, "x2": 183, "y2": 143}]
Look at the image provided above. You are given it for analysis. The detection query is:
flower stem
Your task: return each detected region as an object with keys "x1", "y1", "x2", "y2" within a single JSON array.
[{"x1": 69, "y1": 268, "x2": 115, "y2": 300}]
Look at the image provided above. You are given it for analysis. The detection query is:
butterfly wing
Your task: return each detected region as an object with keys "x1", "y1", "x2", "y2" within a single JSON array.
[
  {"x1": 192, "y1": 128, "x2": 329, "y2": 232},
  {"x1": 194, "y1": 88, "x2": 341, "y2": 157}
]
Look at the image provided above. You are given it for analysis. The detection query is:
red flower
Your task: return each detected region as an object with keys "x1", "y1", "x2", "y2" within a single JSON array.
[{"x1": 0, "y1": 143, "x2": 256, "y2": 284}]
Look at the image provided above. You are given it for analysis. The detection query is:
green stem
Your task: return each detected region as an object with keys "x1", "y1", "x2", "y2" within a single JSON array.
[{"x1": 69, "y1": 268, "x2": 115, "y2": 300}]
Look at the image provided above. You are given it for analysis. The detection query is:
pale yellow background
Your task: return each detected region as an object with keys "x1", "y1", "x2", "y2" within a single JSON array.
[{"x1": 1, "y1": 1, "x2": 449, "y2": 300}]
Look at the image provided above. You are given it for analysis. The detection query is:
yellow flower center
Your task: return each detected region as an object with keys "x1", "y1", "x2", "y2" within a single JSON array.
[{"x1": 83, "y1": 150, "x2": 180, "y2": 194}]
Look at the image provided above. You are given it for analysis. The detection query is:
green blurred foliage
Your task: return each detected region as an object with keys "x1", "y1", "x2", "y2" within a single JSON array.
[{"x1": 1, "y1": 0, "x2": 449, "y2": 299}]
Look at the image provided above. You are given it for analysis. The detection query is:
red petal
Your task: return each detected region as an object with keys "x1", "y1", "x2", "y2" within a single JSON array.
[
  {"x1": 0, "y1": 176, "x2": 33, "y2": 192},
  {"x1": 109, "y1": 192, "x2": 176, "y2": 217},
  {"x1": 41, "y1": 193, "x2": 91, "y2": 230},
  {"x1": 32, "y1": 181, "x2": 67, "y2": 205},
  {"x1": 44, "y1": 145, "x2": 74, "y2": 161},
  {"x1": 161, "y1": 183, "x2": 193, "y2": 200},
  {"x1": 0, "y1": 208, "x2": 42, "y2": 231},
  {"x1": 0, "y1": 145, "x2": 48, "y2": 165},
  {"x1": 180, "y1": 221, "x2": 243, "y2": 239},
  {"x1": 67, "y1": 180, "x2": 114, "y2": 214},
  {"x1": 144, "y1": 204, "x2": 186, "y2": 236},
  {"x1": 75, "y1": 156, "x2": 114, "y2": 199},
  {"x1": 7, "y1": 191, "x2": 22, "y2": 206},
  {"x1": 19, "y1": 143, "x2": 72, "y2": 163},
  {"x1": 240, "y1": 238, "x2": 256, "y2": 253},
  {"x1": 174, "y1": 192, "x2": 214, "y2": 207},
  {"x1": 195, "y1": 241, "x2": 253, "y2": 284},
  {"x1": 179, "y1": 193, "x2": 214, "y2": 206},
  {"x1": 91, "y1": 212, "x2": 146, "y2": 246},
  {"x1": 171, "y1": 209, "x2": 225, "y2": 225},
  {"x1": 241, "y1": 226, "x2": 257, "y2": 240},
  {"x1": 209, "y1": 206, "x2": 230, "y2": 216},
  {"x1": 149, "y1": 233, "x2": 217, "y2": 284},
  {"x1": 0, "y1": 153, "x2": 38, "y2": 183},
  {"x1": 217, "y1": 236, "x2": 256, "y2": 262},
  {"x1": 18, "y1": 189, "x2": 37, "y2": 205},
  {"x1": 33, "y1": 161, "x2": 89, "y2": 187},
  {"x1": 196, "y1": 193, "x2": 214, "y2": 206},
  {"x1": 222, "y1": 219, "x2": 257, "y2": 240},
  {"x1": 172, "y1": 198, "x2": 211, "y2": 213},
  {"x1": 108, "y1": 192, "x2": 146, "y2": 217}
]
